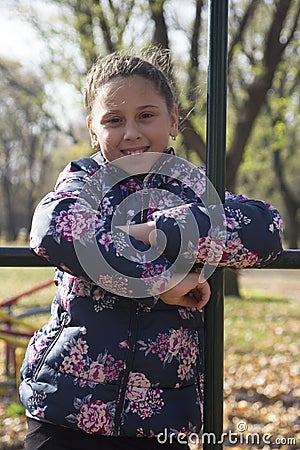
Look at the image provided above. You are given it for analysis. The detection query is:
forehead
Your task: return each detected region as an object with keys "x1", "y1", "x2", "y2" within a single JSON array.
[{"x1": 95, "y1": 75, "x2": 166, "y2": 109}]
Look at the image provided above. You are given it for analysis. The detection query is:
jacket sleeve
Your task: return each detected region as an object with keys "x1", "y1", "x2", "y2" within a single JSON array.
[
  {"x1": 153, "y1": 191, "x2": 283, "y2": 269},
  {"x1": 30, "y1": 158, "x2": 174, "y2": 306}
]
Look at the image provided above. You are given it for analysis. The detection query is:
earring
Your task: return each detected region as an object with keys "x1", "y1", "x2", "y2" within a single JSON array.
[{"x1": 171, "y1": 135, "x2": 176, "y2": 141}]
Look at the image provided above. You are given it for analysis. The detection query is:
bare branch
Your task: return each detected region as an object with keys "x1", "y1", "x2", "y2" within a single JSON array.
[
  {"x1": 187, "y1": 0, "x2": 204, "y2": 104},
  {"x1": 226, "y1": 0, "x2": 295, "y2": 191},
  {"x1": 228, "y1": 0, "x2": 260, "y2": 67},
  {"x1": 148, "y1": 0, "x2": 169, "y2": 48}
]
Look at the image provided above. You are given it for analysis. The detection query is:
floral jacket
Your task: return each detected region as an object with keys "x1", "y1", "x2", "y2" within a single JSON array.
[{"x1": 19, "y1": 148, "x2": 283, "y2": 439}]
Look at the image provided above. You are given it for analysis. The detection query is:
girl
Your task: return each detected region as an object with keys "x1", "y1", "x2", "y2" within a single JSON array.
[{"x1": 20, "y1": 49, "x2": 283, "y2": 450}]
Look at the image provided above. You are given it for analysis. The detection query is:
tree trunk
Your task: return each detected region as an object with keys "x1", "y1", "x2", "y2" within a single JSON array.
[
  {"x1": 225, "y1": 270, "x2": 240, "y2": 297},
  {"x1": 2, "y1": 175, "x2": 18, "y2": 241},
  {"x1": 273, "y1": 149, "x2": 299, "y2": 249},
  {"x1": 226, "y1": 0, "x2": 293, "y2": 192}
]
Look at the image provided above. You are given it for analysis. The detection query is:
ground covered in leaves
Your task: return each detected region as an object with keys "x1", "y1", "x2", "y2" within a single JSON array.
[
  {"x1": 223, "y1": 294, "x2": 299, "y2": 449},
  {"x1": 0, "y1": 270, "x2": 299, "y2": 449}
]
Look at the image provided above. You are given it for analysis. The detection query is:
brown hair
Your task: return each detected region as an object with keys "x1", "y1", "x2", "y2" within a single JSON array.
[{"x1": 84, "y1": 47, "x2": 177, "y2": 117}]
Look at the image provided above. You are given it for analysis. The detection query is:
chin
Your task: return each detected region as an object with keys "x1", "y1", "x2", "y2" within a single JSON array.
[{"x1": 113, "y1": 152, "x2": 162, "y2": 175}]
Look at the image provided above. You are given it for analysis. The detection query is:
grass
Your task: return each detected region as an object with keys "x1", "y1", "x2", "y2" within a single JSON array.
[
  {"x1": 0, "y1": 267, "x2": 56, "y2": 319},
  {"x1": 225, "y1": 293, "x2": 300, "y2": 358}
]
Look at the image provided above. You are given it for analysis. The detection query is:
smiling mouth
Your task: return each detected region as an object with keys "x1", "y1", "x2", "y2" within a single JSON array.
[{"x1": 121, "y1": 147, "x2": 149, "y2": 156}]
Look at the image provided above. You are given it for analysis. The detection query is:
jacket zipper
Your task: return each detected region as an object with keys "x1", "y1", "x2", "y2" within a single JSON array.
[
  {"x1": 32, "y1": 312, "x2": 69, "y2": 381},
  {"x1": 112, "y1": 175, "x2": 150, "y2": 434},
  {"x1": 113, "y1": 301, "x2": 139, "y2": 436}
]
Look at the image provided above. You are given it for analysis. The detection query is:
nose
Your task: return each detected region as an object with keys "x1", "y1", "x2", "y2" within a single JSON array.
[{"x1": 123, "y1": 119, "x2": 141, "y2": 141}]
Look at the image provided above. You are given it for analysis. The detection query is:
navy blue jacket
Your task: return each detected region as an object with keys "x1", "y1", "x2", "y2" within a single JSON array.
[{"x1": 19, "y1": 148, "x2": 283, "y2": 439}]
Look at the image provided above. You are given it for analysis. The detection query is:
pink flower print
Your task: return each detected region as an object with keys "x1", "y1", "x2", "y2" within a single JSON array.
[
  {"x1": 97, "y1": 274, "x2": 132, "y2": 297},
  {"x1": 61, "y1": 295, "x2": 71, "y2": 311},
  {"x1": 148, "y1": 275, "x2": 170, "y2": 296},
  {"x1": 59, "y1": 338, "x2": 124, "y2": 384},
  {"x1": 97, "y1": 274, "x2": 113, "y2": 291},
  {"x1": 60, "y1": 338, "x2": 89, "y2": 378},
  {"x1": 224, "y1": 237, "x2": 243, "y2": 256},
  {"x1": 101, "y1": 197, "x2": 113, "y2": 215},
  {"x1": 126, "y1": 372, "x2": 151, "y2": 402},
  {"x1": 28, "y1": 333, "x2": 53, "y2": 365},
  {"x1": 72, "y1": 279, "x2": 91, "y2": 297},
  {"x1": 178, "y1": 363, "x2": 190, "y2": 381},
  {"x1": 118, "y1": 340, "x2": 129, "y2": 349},
  {"x1": 77, "y1": 400, "x2": 112, "y2": 434},
  {"x1": 139, "y1": 328, "x2": 199, "y2": 382},
  {"x1": 105, "y1": 354, "x2": 114, "y2": 365},
  {"x1": 168, "y1": 329, "x2": 183, "y2": 356},
  {"x1": 61, "y1": 355, "x2": 85, "y2": 378},
  {"x1": 148, "y1": 196, "x2": 158, "y2": 210},
  {"x1": 235, "y1": 251, "x2": 258, "y2": 268},
  {"x1": 98, "y1": 231, "x2": 113, "y2": 249},
  {"x1": 125, "y1": 372, "x2": 164, "y2": 419},
  {"x1": 59, "y1": 281, "x2": 71, "y2": 311},
  {"x1": 141, "y1": 262, "x2": 164, "y2": 279},
  {"x1": 150, "y1": 341, "x2": 159, "y2": 353},
  {"x1": 116, "y1": 360, "x2": 125, "y2": 370},
  {"x1": 89, "y1": 362, "x2": 105, "y2": 383},
  {"x1": 225, "y1": 216, "x2": 240, "y2": 230},
  {"x1": 32, "y1": 406, "x2": 46, "y2": 418},
  {"x1": 69, "y1": 338, "x2": 89, "y2": 358},
  {"x1": 162, "y1": 196, "x2": 177, "y2": 208},
  {"x1": 120, "y1": 179, "x2": 142, "y2": 192},
  {"x1": 273, "y1": 214, "x2": 284, "y2": 233},
  {"x1": 184, "y1": 170, "x2": 206, "y2": 196},
  {"x1": 195, "y1": 236, "x2": 225, "y2": 265},
  {"x1": 56, "y1": 206, "x2": 94, "y2": 241}
]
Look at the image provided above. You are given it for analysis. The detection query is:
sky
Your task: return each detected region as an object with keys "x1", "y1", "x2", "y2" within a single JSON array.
[
  {"x1": 0, "y1": 1, "x2": 88, "y2": 128},
  {"x1": 0, "y1": 2, "x2": 47, "y2": 68},
  {"x1": 0, "y1": 0, "x2": 197, "y2": 67}
]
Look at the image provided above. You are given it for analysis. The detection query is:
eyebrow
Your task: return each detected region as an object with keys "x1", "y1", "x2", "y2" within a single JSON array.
[
  {"x1": 104, "y1": 104, "x2": 160, "y2": 114},
  {"x1": 137, "y1": 104, "x2": 159, "y2": 109}
]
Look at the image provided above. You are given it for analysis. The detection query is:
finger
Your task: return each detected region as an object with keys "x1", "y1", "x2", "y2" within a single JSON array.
[
  {"x1": 179, "y1": 294, "x2": 199, "y2": 309},
  {"x1": 192, "y1": 284, "x2": 211, "y2": 302},
  {"x1": 196, "y1": 298, "x2": 210, "y2": 312},
  {"x1": 194, "y1": 284, "x2": 211, "y2": 311}
]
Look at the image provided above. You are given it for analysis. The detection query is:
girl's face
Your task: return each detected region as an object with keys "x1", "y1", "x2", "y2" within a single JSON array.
[{"x1": 87, "y1": 75, "x2": 178, "y2": 173}]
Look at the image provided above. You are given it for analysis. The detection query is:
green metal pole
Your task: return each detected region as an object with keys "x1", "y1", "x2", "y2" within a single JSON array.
[{"x1": 204, "y1": 1, "x2": 228, "y2": 449}]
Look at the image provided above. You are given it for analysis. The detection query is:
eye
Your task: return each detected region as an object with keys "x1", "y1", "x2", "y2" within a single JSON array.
[
  {"x1": 140, "y1": 112, "x2": 154, "y2": 119},
  {"x1": 106, "y1": 116, "x2": 122, "y2": 124}
]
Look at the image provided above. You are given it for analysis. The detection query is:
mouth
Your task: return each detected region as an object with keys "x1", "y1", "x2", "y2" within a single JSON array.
[{"x1": 121, "y1": 147, "x2": 149, "y2": 156}]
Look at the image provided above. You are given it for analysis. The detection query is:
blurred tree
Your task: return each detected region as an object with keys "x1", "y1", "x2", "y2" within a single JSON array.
[
  {"x1": 238, "y1": 56, "x2": 300, "y2": 249},
  {"x1": 0, "y1": 58, "x2": 59, "y2": 240}
]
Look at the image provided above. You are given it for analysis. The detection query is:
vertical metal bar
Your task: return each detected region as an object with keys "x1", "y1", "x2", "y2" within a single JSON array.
[{"x1": 204, "y1": 1, "x2": 228, "y2": 449}]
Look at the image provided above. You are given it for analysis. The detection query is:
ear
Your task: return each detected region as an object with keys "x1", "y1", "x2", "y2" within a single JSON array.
[
  {"x1": 86, "y1": 116, "x2": 100, "y2": 150},
  {"x1": 169, "y1": 105, "x2": 179, "y2": 139}
]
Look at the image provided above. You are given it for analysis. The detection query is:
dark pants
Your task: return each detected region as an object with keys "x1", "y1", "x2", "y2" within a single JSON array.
[{"x1": 24, "y1": 417, "x2": 190, "y2": 449}]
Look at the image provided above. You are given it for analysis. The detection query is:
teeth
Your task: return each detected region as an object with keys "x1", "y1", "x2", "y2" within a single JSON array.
[{"x1": 123, "y1": 149, "x2": 144, "y2": 155}]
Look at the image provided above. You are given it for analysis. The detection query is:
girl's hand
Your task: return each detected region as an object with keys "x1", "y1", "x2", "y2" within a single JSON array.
[
  {"x1": 116, "y1": 222, "x2": 156, "y2": 245},
  {"x1": 117, "y1": 223, "x2": 211, "y2": 310},
  {"x1": 159, "y1": 273, "x2": 211, "y2": 311}
]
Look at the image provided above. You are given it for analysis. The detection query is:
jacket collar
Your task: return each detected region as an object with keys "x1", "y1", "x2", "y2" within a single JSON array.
[{"x1": 91, "y1": 147, "x2": 176, "y2": 188}]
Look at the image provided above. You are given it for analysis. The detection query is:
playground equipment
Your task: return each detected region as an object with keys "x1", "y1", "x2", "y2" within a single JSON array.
[{"x1": 0, "y1": 278, "x2": 52, "y2": 381}]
